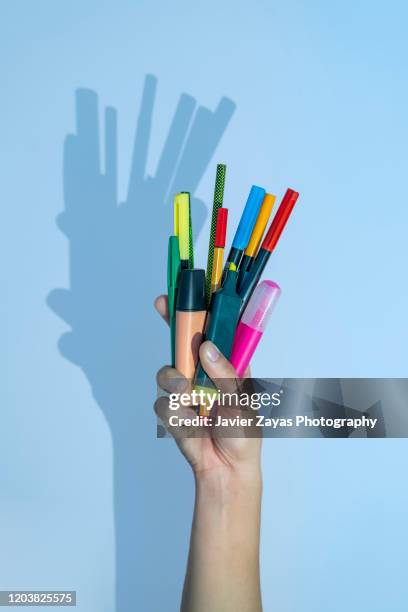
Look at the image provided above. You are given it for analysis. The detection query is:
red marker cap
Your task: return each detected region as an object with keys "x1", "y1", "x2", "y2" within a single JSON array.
[
  {"x1": 215, "y1": 208, "x2": 228, "y2": 248},
  {"x1": 262, "y1": 189, "x2": 299, "y2": 252}
]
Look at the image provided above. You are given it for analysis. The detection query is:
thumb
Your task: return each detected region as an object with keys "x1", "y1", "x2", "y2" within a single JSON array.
[{"x1": 199, "y1": 341, "x2": 238, "y2": 394}]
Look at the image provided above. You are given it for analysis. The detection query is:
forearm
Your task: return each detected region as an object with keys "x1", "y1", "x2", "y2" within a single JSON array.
[{"x1": 181, "y1": 469, "x2": 262, "y2": 612}]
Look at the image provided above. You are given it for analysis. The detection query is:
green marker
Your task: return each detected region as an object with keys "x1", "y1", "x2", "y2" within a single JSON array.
[
  {"x1": 167, "y1": 236, "x2": 181, "y2": 366},
  {"x1": 185, "y1": 192, "x2": 195, "y2": 269},
  {"x1": 194, "y1": 263, "x2": 243, "y2": 414}
]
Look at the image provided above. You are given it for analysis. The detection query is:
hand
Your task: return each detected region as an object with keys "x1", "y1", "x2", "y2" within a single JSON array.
[{"x1": 154, "y1": 295, "x2": 262, "y2": 486}]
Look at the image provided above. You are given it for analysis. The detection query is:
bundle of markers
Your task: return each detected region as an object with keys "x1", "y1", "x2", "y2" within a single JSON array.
[{"x1": 167, "y1": 164, "x2": 299, "y2": 411}]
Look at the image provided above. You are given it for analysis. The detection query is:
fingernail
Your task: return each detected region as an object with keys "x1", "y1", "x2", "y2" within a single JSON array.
[{"x1": 205, "y1": 342, "x2": 220, "y2": 362}]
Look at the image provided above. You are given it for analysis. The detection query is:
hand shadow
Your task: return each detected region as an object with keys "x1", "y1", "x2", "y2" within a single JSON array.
[{"x1": 47, "y1": 74, "x2": 235, "y2": 611}]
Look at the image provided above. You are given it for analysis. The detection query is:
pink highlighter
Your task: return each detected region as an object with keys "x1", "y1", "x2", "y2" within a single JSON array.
[{"x1": 230, "y1": 280, "x2": 281, "y2": 377}]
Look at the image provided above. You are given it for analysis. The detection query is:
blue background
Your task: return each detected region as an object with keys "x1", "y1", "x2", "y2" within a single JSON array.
[{"x1": 2, "y1": 1, "x2": 408, "y2": 610}]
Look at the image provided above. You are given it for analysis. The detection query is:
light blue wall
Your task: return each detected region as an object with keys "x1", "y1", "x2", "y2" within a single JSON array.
[{"x1": 2, "y1": 1, "x2": 408, "y2": 611}]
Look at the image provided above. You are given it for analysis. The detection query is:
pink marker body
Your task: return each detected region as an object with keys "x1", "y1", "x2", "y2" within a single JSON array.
[{"x1": 231, "y1": 280, "x2": 281, "y2": 377}]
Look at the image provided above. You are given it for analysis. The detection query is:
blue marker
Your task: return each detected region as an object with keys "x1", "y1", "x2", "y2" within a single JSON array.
[{"x1": 223, "y1": 185, "x2": 265, "y2": 275}]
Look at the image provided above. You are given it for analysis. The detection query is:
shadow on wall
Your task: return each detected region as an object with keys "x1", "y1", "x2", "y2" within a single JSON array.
[{"x1": 47, "y1": 74, "x2": 235, "y2": 612}]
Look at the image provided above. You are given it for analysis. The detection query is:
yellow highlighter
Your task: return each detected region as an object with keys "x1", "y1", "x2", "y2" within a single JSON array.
[
  {"x1": 211, "y1": 208, "x2": 228, "y2": 293},
  {"x1": 237, "y1": 193, "x2": 276, "y2": 290},
  {"x1": 177, "y1": 193, "x2": 190, "y2": 269}
]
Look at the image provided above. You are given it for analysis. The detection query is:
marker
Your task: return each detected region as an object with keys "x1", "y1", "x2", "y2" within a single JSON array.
[
  {"x1": 231, "y1": 280, "x2": 281, "y2": 377},
  {"x1": 177, "y1": 193, "x2": 190, "y2": 269},
  {"x1": 237, "y1": 193, "x2": 276, "y2": 291},
  {"x1": 173, "y1": 194, "x2": 180, "y2": 236},
  {"x1": 175, "y1": 269, "x2": 207, "y2": 379},
  {"x1": 205, "y1": 164, "x2": 227, "y2": 304},
  {"x1": 181, "y1": 191, "x2": 194, "y2": 268},
  {"x1": 211, "y1": 208, "x2": 228, "y2": 294},
  {"x1": 239, "y1": 188, "x2": 299, "y2": 308},
  {"x1": 167, "y1": 236, "x2": 181, "y2": 367},
  {"x1": 194, "y1": 263, "x2": 243, "y2": 414},
  {"x1": 224, "y1": 185, "x2": 265, "y2": 272}
]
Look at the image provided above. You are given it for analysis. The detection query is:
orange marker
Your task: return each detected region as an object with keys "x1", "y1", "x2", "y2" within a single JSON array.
[
  {"x1": 175, "y1": 269, "x2": 207, "y2": 379},
  {"x1": 237, "y1": 193, "x2": 275, "y2": 291}
]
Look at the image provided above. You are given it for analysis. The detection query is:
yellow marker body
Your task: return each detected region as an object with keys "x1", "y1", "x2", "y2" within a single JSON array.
[
  {"x1": 245, "y1": 193, "x2": 276, "y2": 258},
  {"x1": 178, "y1": 193, "x2": 190, "y2": 263},
  {"x1": 211, "y1": 247, "x2": 224, "y2": 292}
]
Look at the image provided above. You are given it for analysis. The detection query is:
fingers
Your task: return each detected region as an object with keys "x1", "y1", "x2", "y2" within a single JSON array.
[
  {"x1": 154, "y1": 295, "x2": 170, "y2": 325},
  {"x1": 199, "y1": 341, "x2": 239, "y2": 394},
  {"x1": 154, "y1": 397, "x2": 203, "y2": 440},
  {"x1": 155, "y1": 366, "x2": 208, "y2": 443},
  {"x1": 156, "y1": 365, "x2": 187, "y2": 394}
]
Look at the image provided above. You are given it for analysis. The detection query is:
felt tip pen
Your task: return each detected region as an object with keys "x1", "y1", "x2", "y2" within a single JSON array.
[
  {"x1": 237, "y1": 193, "x2": 276, "y2": 291},
  {"x1": 205, "y1": 164, "x2": 227, "y2": 304},
  {"x1": 173, "y1": 194, "x2": 180, "y2": 237},
  {"x1": 167, "y1": 236, "x2": 181, "y2": 367},
  {"x1": 231, "y1": 280, "x2": 281, "y2": 377},
  {"x1": 211, "y1": 208, "x2": 228, "y2": 293},
  {"x1": 175, "y1": 269, "x2": 207, "y2": 380},
  {"x1": 181, "y1": 191, "x2": 194, "y2": 268},
  {"x1": 177, "y1": 193, "x2": 190, "y2": 269},
  {"x1": 224, "y1": 185, "x2": 265, "y2": 272},
  {"x1": 239, "y1": 188, "x2": 299, "y2": 308},
  {"x1": 194, "y1": 263, "x2": 243, "y2": 414}
]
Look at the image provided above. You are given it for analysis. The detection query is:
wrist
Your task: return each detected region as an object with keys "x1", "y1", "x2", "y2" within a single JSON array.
[{"x1": 194, "y1": 465, "x2": 262, "y2": 506}]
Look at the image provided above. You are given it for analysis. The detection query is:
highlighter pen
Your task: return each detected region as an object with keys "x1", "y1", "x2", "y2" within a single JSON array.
[
  {"x1": 177, "y1": 192, "x2": 190, "y2": 269},
  {"x1": 181, "y1": 191, "x2": 194, "y2": 268},
  {"x1": 224, "y1": 185, "x2": 265, "y2": 273},
  {"x1": 239, "y1": 188, "x2": 299, "y2": 309},
  {"x1": 167, "y1": 236, "x2": 181, "y2": 367},
  {"x1": 194, "y1": 264, "x2": 243, "y2": 413},
  {"x1": 230, "y1": 280, "x2": 281, "y2": 377},
  {"x1": 211, "y1": 208, "x2": 228, "y2": 294},
  {"x1": 237, "y1": 193, "x2": 276, "y2": 291},
  {"x1": 175, "y1": 269, "x2": 207, "y2": 380},
  {"x1": 173, "y1": 194, "x2": 180, "y2": 236}
]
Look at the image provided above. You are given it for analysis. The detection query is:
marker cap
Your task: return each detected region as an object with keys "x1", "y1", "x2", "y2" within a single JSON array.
[
  {"x1": 262, "y1": 189, "x2": 299, "y2": 253},
  {"x1": 232, "y1": 185, "x2": 265, "y2": 250},
  {"x1": 241, "y1": 280, "x2": 281, "y2": 332},
  {"x1": 215, "y1": 208, "x2": 228, "y2": 248},
  {"x1": 176, "y1": 269, "x2": 206, "y2": 312}
]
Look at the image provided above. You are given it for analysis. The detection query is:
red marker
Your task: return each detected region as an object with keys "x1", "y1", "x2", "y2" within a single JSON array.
[
  {"x1": 211, "y1": 208, "x2": 228, "y2": 293},
  {"x1": 238, "y1": 188, "x2": 299, "y2": 308}
]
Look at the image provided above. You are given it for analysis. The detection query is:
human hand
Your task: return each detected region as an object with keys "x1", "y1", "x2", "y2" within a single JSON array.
[{"x1": 154, "y1": 295, "x2": 262, "y2": 487}]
